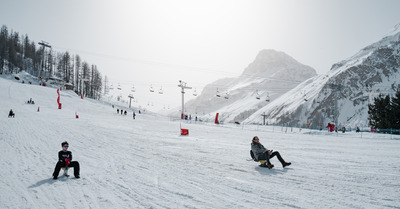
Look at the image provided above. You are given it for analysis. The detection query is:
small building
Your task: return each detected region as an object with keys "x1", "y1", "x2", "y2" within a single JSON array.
[
  {"x1": 46, "y1": 77, "x2": 64, "y2": 86},
  {"x1": 64, "y1": 83, "x2": 73, "y2": 90}
]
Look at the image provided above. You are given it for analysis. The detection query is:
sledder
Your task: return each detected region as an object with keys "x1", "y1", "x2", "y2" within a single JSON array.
[
  {"x1": 52, "y1": 141, "x2": 80, "y2": 179},
  {"x1": 250, "y1": 136, "x2": 291, "y2": 169}
]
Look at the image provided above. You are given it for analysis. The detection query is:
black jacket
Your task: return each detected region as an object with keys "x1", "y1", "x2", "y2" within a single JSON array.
[
  {"x1": 58, "y1": 150, "x2": 72, "y2": 163},
  {"x1": 251, "y1": 142, "x2": 269, "y2": 160}
]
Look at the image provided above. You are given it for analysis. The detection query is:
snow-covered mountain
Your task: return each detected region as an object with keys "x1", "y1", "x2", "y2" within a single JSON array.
[
  {"x1": 245, "y1": 23, "x2": 400, "y2": 128},
  {"x1": 184, "y1": 49, "x2": 316, "y2": 122}
]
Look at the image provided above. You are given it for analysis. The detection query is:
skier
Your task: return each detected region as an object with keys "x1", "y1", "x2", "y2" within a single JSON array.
[
  {"x1": 326, "y1": 123, "x2": 335, "y2": 132},
  {"x1": 133, "y1": 111, "x2": 136, "y2": 119},
  {"x1": 52, "y1": 141, "x2": 80, "y2": 179},
  {"x1": 8, "y1": 109, "x2": 15, "y2": 118},
  {"x1": 251, "y1": 136, "x2": 291, "y2": 169}
]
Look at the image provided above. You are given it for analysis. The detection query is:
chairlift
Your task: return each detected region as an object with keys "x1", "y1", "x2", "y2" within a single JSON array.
[
  {"x1": 109, "y1": 84, "x2": 114, "y2": 90},
  {"x1": 117, "y1": 83, "x2": 122, "y2": 90},
  {"x1": 303, "y1": 91, "x2": 307, "y2": 101},
  {"x1": 216, "y1": 88, "x2": 221, "y2": 97},
  {"x1": 265, "y1": 92, "x2": 270, "y2": 102},
  {"x1": 193, "y1": 89, "x2": 198, "y2": 96},
  {"x1": 224, "y1": 92, "x2": 229, "y2": 99},
  {"x1": 256, "y1": 90, "x2": 261, "y2": 100},
  {"x1": 131, "y1": 85, "x2": 135, "y2": 92},
  {"x1": 149, "y1": 85, "x2": 154, "y2": 92},
  {"x1": 159, "y1": 86, "x2": 163, "y2": 94}
]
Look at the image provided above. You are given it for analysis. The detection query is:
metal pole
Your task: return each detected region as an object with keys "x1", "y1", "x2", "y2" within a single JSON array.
[
  {"x1": 38, "y1": 41, "x2": 51, "y2": 78},
  {"x1": 182, "y1": 89, "x2": 184, "y2": 117},
  {"x1": 335, "y1": 87, "x2": 338, "y2": 127},
  {"x1": 128, "y1": 95, "x2": 134, "y2": 108},
  {"x1": 178, "y1": 80, "x2": 192, "y2": 119}
]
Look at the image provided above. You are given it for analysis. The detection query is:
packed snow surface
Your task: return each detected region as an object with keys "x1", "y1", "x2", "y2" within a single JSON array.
[{"x1": 1, "y1": 77, "x2": 400, "y2": 209}]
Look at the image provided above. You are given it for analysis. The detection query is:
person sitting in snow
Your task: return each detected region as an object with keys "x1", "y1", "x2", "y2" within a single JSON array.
[
  {"x1": 8, "y1": 109, "x2": 15, "y2": 118},
  {"x1": 251, "y1": 136, "x2": 291, "y2": 169},
  {"x1": 52, "y1": 141, "x2": 80, "y2": 179}
]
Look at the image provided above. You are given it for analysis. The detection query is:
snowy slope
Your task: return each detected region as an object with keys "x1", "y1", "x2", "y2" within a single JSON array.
[
  {"x1": 183, "y1": 49, "x2": 316, "y2": 123},
  {"x1": 245, "y1": 23, "x2": 400, "y2": 128},
  {"x1": 1, "y1": 76, "x2": 400, "y2": 209}
]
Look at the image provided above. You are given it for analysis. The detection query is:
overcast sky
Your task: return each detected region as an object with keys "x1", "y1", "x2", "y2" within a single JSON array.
[{"x1": 2, "y1": 0, "x2": 400, "y2": 111}]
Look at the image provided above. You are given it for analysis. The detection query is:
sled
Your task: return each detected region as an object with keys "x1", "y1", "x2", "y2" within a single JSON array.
[
  {"x1": 250, "y1": 150, "x2": 266, "y2": 166},
  {"x1": 61, "y1": 167, "x2": 70, "y2": 177}
]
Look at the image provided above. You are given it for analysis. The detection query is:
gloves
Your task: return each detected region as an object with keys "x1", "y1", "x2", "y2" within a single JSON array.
[{"x1": 65, "y1": 158, "x2": 70, "y2": 166}]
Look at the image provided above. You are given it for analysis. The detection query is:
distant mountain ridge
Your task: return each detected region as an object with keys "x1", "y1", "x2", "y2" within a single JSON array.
[
  {"x1": 184, "y1": 49, "x2": 317, "y2": 122},
  {"x1": 244, "y1": 23, "x2": 400, "y2": 128}
]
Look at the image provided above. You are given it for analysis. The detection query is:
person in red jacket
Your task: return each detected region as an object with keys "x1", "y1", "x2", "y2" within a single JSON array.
[
  {"x1": 52, "y1": 141, "x2": 80, "y2": 179},
  {"x1": 326, "y1": 123, "x2": 335, "y2": 132}
]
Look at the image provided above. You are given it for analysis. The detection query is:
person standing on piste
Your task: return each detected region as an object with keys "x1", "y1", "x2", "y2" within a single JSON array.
[{"x1": 52, "y1": 141, "x2": 80, "y2": 179}]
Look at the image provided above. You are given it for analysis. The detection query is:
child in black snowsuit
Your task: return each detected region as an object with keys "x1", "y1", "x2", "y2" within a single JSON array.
[{"x1": 52, "y1": 141, "x2": 80, "y2": 179}]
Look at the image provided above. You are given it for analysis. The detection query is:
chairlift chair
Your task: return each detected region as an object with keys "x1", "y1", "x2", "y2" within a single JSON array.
[
  {"x1": 265, "y1": 92, "x2": 270, "y2": 102},
  {"x1": 193, "y1": 89, "x2": 197, "y2": 96},
  {"x1": 224, "y1": 92, "x2": 229, "y2": 99},
  {"x1": 216, "y1": 88, "x2": 221, "y2": 97},
  {"x1": 131, "y1": 85, "x2": 135, "y2": 92},
  {"x1": 149, "y1": 85, "x2": 154, "y2": 92},
  {"x1": 159, "y1": 86, "x2": 163, "y2": 94},
  {"x1": 117, "y1": 83, "x2": 122, "y2": 90},
  {"x1": 303, "y1": 91, "x2": 308, "y2": 101},
  {"x1": 256, "y1": 90, "x2": 261, "y2": 100}
]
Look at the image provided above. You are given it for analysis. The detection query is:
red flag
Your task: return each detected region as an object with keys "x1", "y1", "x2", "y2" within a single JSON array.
[
  {"x1": 215, "y1": 113, "x2": 219, "y2": 124},
  {"x1": 57, "y1": 89, "x2": 60, "y2": 105}
]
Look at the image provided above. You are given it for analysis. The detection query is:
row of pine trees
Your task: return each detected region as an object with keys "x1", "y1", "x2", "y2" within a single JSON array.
[
  {"x1": 0, "y1": 25, "x2": 102, "y2": 99},
  {"x1": 368, "y1": 90, "x2": 400, "y2": 131}
]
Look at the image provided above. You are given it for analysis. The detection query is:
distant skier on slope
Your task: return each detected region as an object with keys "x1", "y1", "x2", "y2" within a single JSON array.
[
  {"x1": 52, "y1": 141, "x2": 80, "y2": 179},
  {"x1": 8, "y1": 109, "x2": 15, "y2": 118},
  {"x1": 251, "y1": 136, "x2": 291, "y2": 169}
]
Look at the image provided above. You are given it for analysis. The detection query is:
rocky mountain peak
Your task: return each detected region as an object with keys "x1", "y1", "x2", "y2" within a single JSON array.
[{"x1": 242, "y1": 49, "x2": 316, "y2": 80}]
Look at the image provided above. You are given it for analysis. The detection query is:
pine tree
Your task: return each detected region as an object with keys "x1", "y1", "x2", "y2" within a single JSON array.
[
  {"x1": 0, "y1": 24, "x2": 104, "y2": 100},
  {"x1": 104, "y1": 75, "x2": 109, "y2": 95},
  {"x1": 0, "y1": 25, "x2": 8, "y2": 74},
  {"x1": 369, "y1": 94, "x2": 394, "y2": 130},
  {"x1": 391, "y1": 90, "x2": 400, "y2": 129},
  {"x1": 74, "y1": 55, "x2": 81, "y2": 93}
]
